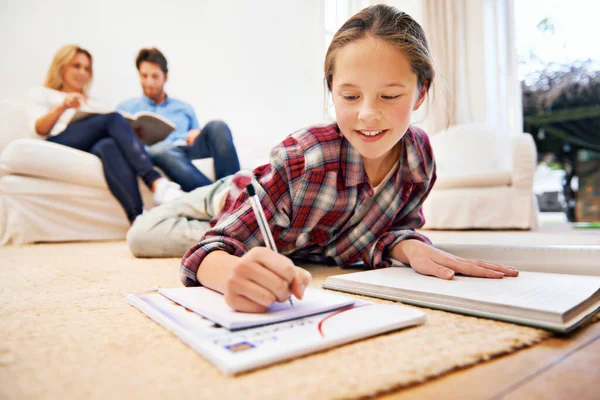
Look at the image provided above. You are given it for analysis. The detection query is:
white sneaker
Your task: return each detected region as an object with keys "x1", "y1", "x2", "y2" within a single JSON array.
[{"x1": 153, "y1": 178, "x2": 184, "y2": 205}]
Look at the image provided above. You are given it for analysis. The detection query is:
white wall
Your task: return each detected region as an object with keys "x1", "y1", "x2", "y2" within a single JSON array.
[{"x1": 0, "y1": 0, "x2": 328, "y2": 168}]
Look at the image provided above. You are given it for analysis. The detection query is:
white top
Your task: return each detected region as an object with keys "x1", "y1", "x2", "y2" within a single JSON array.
[
  {"x1": 26, "y1": 86, "x2": 105, "y2": 138},
  {"x1": 372, "y1": 159, "x2": 400, "y2": 195}
]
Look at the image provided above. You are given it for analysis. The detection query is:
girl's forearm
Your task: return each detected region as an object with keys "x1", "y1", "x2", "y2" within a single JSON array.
[
  {"x1": 196, "y1": 250, "x2": 238, "y2": 293},
  {"x1": 390, "y1": 239, "x2": 423, "y2": 264}
]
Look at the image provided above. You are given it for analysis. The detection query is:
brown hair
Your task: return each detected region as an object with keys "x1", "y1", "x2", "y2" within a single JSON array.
[
  {"x1": 44, "y1": 45, "x2": 93, "y2": 94},
  {"x1": 324, "y1": 4, "x2": 434, "y2": 95},
  {"x1": 136, "y1": 48, "x2": 168, "y2": 74}
]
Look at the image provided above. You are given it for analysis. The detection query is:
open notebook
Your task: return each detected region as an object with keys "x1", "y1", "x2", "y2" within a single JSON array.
[
  {"x1": 159, "y1": 287, "x2": 356, "y2": 330},
  {"x1": 127, "y1": 290, "x2": 425, "y2": 375},
  {"x1": 324, "y1": 267, "x2": 600, "y2": 333}
]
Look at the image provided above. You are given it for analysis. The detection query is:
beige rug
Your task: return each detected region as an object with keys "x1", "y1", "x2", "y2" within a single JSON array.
[{"x1": 0, "y1": 240, "x2": 591, "y2": 400}]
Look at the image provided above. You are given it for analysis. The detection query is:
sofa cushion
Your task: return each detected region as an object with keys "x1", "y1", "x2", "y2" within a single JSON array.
[
  {"x1": 0, "y1": 100, "x2": 31, "y2": 156},
  {"x1": 434, "y1": 170, "x2": 512, "y2": 189},
  {"x1": 430, "y1": 124, "x2": 512, "y2": 175}
]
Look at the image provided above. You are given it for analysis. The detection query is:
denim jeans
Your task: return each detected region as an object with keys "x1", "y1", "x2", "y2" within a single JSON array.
[
  {"x1": 147, "y1": 120, "x2": 241, "y2": 192},
  {"x1": 48, "y1": 113, "x2": 161, "y2": 223}
]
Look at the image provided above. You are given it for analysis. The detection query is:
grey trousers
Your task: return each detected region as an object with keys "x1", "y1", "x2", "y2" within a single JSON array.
[{"x1": 127, "y1": 177, "x2": 232, "y2": 258}]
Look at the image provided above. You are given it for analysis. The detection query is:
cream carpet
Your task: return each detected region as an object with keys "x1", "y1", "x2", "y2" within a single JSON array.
[{"x1": 0, "y1": 227, "x2": 597, "y2": 400}]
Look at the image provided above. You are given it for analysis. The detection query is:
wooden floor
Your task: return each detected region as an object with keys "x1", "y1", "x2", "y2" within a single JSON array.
[{"x1": 382, "y1": 317, "x2": 600, "y2": 400}]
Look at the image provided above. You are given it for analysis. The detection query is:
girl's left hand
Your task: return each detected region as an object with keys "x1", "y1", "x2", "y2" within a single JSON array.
[{"x1": 392, "y1": 239, "x2": 519, "y2": 280}]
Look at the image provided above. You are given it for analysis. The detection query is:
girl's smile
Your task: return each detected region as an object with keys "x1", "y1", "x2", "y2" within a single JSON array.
[{"x1": 354, "y1": 128, "x2": 390, "y2": 142}]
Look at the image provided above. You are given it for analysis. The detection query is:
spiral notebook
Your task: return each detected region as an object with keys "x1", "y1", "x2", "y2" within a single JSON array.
[
  {"x1": 158, "y1": 287, "x2": 356, "y2": 330},
  {"x1": 127, "y1": 290, "x2": 426, "y2": 375}
]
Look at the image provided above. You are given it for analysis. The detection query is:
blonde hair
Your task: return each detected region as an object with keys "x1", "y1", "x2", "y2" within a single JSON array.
[
  {"x1": 324, "y1": 5, "x2": 434, "y2": 95},
  {"x1": 44, "y1": 44, "x2": 93, "y2": 94}
]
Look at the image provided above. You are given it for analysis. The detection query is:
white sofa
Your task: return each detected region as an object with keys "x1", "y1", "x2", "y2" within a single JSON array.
[
  {"x1": 0, "y1": 99, "x2": 215, "y2": 246},
  {"x1": 422, "y1": 124, "x2": 539, "y2": 230}
]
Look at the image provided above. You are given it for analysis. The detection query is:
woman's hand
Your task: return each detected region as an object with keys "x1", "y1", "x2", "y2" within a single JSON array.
[
  {"x1": 392, "y1": 239, "x2": 519, "y2": 280},
  {"x1": 61, "y1": 92, "x2": 86, "y2": 109},
  {"x1": 224, "y1": 247, "x2": 312, "y2": 312}
]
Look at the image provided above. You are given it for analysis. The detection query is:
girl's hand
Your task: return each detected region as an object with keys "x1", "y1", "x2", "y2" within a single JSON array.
[
  {"x1": 393, "y1": 240, "x2": 519, "y2": 280},
  {"x1": 62, "y1": 92, "x2": 86, "y2": 109},
  {"x1": 224, "y1": 247, "x2": 312, "y2": 312}
]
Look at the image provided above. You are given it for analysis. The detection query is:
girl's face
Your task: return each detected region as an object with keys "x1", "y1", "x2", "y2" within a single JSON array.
[
  {"x1": 331, "y1": 37, "x2": 426, "y2": 168},
  {"x1": 62, "y1": 52, "x2": 92, "y2": 93}
]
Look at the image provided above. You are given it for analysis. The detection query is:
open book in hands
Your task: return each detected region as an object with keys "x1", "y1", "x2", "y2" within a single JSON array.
[{"x1": 69, "y1": 109, "x2": 176, "y2": 146}]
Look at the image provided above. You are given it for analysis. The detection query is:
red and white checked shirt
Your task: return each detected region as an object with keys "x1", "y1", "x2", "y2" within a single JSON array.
[{"x1": 180, "y1": 123, "x2": 436, "y2": 286}]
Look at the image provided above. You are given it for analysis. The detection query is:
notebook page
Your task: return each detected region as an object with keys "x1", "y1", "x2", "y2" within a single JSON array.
[
  {"x1": 159, "y1": 287, "x2": 355, "y2": 330},
  {"x1": 333, "y1": 268, "x2": 600, "y2": 314}
]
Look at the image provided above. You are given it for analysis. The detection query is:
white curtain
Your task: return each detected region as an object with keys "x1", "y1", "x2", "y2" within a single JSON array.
[
  {"x1": 423, "y1": 0, "x2": 522, "y2": 136},
  {"x1": 423, "y1": 0, "x2": 474, "y2": 134},
  {"x1": 483, "y1": 0, "x2": 523, "y2": 136}
]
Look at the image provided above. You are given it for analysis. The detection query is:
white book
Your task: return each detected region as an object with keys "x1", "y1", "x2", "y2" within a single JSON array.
[
  {"x1": 70, "y1": 108, "x2": 176, "y2": 146},
  {"x1": 127, "y1": 290, "x2": 425, "y2": 375},
  {"x1": 323, "y1": 267, "x2": 600, "y2": 333},
  {"x1": 158, "y1": 287, "x2": 356, "y2": 330},
  {"x1": 436, "y1": 244, "x2": 600, "y2": 276}
]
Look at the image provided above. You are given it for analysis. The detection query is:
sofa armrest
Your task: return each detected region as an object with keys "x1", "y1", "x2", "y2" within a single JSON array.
[
  {"x1": 511, "y1": 133, "x2": 537, "y2": 191},
  {"x1": 1, "y1": 138, "x2": 218, "y2": 189},
  {"x1": 0, "y1": 138, "x2": 109, "y2": 189}
]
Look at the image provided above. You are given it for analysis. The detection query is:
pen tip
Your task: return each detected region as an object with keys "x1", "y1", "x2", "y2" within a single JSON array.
[{"x1": 245, "y1": 183, "x2": 256, "y2": 196}]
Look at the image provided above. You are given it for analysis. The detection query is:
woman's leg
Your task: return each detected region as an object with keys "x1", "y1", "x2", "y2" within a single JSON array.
[
  {"x1": 49, "y1": 113, "x2": 161, "y2": 188},
  {"x1": 90, "y1": 138, "x2": 144, "y2": 223},
  {"x1": 127, "y1": 176, "x2": 233, "y2": 258}
]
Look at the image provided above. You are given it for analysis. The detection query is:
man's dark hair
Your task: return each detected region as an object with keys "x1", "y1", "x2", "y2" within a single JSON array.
[{"x1": 136, "y1": 48, "x2": 168, "y2": 74}]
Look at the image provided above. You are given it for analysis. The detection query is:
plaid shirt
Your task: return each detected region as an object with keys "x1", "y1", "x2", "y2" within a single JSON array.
[{"x1": 180, "y1": 123, "x2": 436, "y2": 286}]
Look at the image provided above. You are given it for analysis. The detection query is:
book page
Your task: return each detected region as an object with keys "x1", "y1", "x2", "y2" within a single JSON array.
[
  {"x1": 70, "y1": 108, "x2": 113, "y2": 124},
  {"x1": 328, "y1": 268, "x2": 600, "y2": 314},
  {"x1": 131, "y1": 113, "x2": 175, "y2": 145},
  {"x1": 434, "y1": 244, "x2": 600, "y2": 276},
  {"x1": 159, "y1": 287, "x2": 355, "y2": 330}
]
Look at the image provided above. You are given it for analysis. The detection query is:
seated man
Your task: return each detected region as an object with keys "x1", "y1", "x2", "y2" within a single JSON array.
[{"x1": 118, "y1": 48, "x2": 241, "y2": 192}]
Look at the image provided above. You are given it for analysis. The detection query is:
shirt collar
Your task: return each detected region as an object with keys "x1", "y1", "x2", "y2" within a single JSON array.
[
  {"x1": 396, "y1": 127, "x2": 434, "y2": 184},
  {"x1": 337, "y1": 125, "x2": 368, "y2": 188},
  {"x1": 338, "y1": 124, "x2": 432, "y2": 187},
  {"x1": 142, "y1": 93, "x2": 169, "y2": 106}
]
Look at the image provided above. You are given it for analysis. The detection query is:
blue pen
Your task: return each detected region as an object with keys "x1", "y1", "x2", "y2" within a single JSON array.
[{"x1": 245, "y1": 183, "x2": 293, "y2": 307}]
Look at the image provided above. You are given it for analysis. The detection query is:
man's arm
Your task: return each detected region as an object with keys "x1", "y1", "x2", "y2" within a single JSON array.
[{"x1": 185, "y1": 104, "x2": 202, "y2": 145}]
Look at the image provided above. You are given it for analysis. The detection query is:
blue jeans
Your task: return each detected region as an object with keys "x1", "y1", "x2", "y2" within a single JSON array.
[
  {"x1": 147, "y1": 120, "x2": 241, "y2": 192},
  {"x1": 48, "y1": 113, "x2": 161, "y2": 223}
]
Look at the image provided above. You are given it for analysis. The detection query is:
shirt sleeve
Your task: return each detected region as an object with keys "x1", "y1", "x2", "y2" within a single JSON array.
[
  {"x1": 115, "y1": 100, "x2": 133, "y2": 114},
  {"x1": 25, "y1": 87, "x2": 53, "y2": 136},
  {"x1": 179, "y1": 136, "x2": 305, "y2": 286},
  {"x1": 367, "y1": 176, "x2": 436, "y2": 268},
  {"x1": 366, "y1": 134, "x2": 437, "y2": 268},
  {"x1": 188, "y1": 106, "x2": 200, "y2": 130}
]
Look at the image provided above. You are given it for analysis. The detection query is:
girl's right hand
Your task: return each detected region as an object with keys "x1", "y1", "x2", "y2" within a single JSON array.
[
  {"x1": 62, "y1": 92, "x2": 86, "y2": 109},
  {"x1": 224, "y1": 247, "x2": 312, "y2": 313}
]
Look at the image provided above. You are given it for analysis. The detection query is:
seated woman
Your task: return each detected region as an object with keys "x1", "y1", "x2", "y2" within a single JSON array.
[{"x1": 28, "y1": 44, "x2": 183, "y2": 223}]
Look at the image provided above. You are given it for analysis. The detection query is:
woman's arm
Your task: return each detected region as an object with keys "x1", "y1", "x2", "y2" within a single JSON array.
[
  {"x1": 34, "y1": 103, "x2": 67, "y2": 136},
  {"x1": 34, "y1": 92, "x2": 85, "y2": 136}
]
